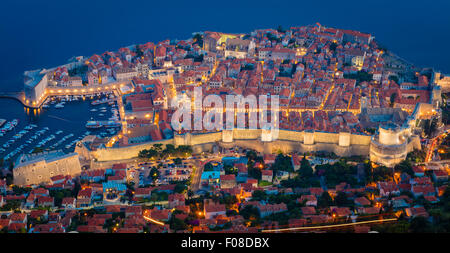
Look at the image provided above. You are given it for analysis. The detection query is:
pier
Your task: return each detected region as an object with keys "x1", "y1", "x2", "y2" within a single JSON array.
[
  {"x1": 0, "y1": 82, "x2": 131, "y2": 109},
  {"x1": 0, "y1": 91, "x2": 27, "y2": 105}
]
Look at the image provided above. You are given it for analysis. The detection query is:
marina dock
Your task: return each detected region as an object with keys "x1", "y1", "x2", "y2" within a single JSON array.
[{"x1": 0, "y1": 82, "x2": 129, "y2": 109}]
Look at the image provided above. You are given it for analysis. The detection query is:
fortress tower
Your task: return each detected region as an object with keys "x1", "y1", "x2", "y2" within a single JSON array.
[
  {"x1": 378, "y1": 123, "x2": 401, "y2": 146},
  {"x1": 174, "y1": 132, "x2": 186, "y2": 146},
  {"x1": 304, "y1": 130, "x2": 315, "y2": 145},
  {"x1": 432, "y1": 85, "x2": 442, "y2": 108},
  {"x1": 222, "y1": 129, "x2": 234, "y2": 143},
  {"x1": 338, "y1": 131, "x2": 351, "y2": 147},
  {"x1": 370, "y1": 123, "x2": 419, "y2": 167},
  {"x1": 261, "y1": 127, "x2": 274, "y2": 142}
]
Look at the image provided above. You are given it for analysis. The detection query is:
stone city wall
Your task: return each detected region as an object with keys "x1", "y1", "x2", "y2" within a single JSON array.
[
  {"x1": 369, "y1": 135, "x2": 421, "y2": 167},
  {"x1": 93, "y1": 138, "x2": 173, "y2": 161},
  {"x1": 91, "y1": 129, "x2": 372, "y2": 162},
  {"x1": 220, "y1": 139, "x2": 370, "y2": 156}
]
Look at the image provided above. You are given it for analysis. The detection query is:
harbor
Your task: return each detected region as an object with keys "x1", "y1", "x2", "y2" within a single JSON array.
[
  {"x1": 0, "y1": 82, "x2": 127, "y2": 109},
  {"x1": 0, "y1": 91, "x2": 123, "y2": 166}
]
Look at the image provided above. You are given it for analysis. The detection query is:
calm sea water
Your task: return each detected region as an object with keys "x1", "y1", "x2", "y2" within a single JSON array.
[{"x1": 1, "y1": 0, "x2": 450, "y2": 89}]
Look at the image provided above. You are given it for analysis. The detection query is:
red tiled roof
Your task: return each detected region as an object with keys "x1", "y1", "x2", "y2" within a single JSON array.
[
  {"x1": 220, "y1": 174, "x2": 236, "y2": 181},
  {"x1": 77, "y1": 188, "x2": 93, "y2": 199},
  {"x1": 112, "y1": 163, "x2": 127, "y2": 170},
  {"x1": 262, "y1": 170, "x2": 273, "y2": 176},
  {"x1": 9, "y1": 213, "x2": 27, "y2": 222},
  {"x1": 204, "y1": 203, "x2": 226, "y2": 213},
  {"x1": 62, "y1": 197, "x2": 75, "y2": 205},
  {"x1": 301, "y1": 206, "x2": 316, "y2": 215}
]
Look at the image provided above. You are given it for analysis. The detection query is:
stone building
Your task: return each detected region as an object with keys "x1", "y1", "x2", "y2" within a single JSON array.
[
  {"x1": 13, "y1": 151, "x2": 82, "y2": 186},
  {"x1": 369, "y1": 123, "x2": 420, "y2": 167},
  {"x1": 24, "y1": 69, "x2": 48, "y2": 106},
  {"x1": 434, "y1": 72, "x2": 450, "y2": 92}
]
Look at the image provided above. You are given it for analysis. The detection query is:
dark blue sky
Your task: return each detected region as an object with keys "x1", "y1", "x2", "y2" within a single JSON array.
[{"x1": 1, "y1": 0, "x2": 450, "y2": 90}]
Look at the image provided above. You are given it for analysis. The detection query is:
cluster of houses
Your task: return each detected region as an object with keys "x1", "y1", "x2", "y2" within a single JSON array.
[
  {"x1": 190, "y1": 153, "x2": 450, "y2": 232},
  {"x1": 45, "y1": 23, "x2": 437, "y2": 147},
  {"x1": 0, "y1": 160, "x2": 190, "y2": 233},
  {"x1": 0, "y1": 150, "x2": 449, "y2": 233}
]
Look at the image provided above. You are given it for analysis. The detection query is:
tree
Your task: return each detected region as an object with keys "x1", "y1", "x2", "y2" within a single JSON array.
[
  {"x1": 390, "y1": 93, "x2": 397, "y2": 107},
  {"x1": 5, "y1": 174, "x2": 13, "y2": 185},
  {"x1": 72, "y1": 179, "x2": 81, "y2": 197},
  {"x1": 248, "y1": 167, "x2": 262, "y2": 181},
  {"x1": 329, "y1": 42, "x2": 338, "y2": 52},
  {"x1": 224, "y1": 164, "x2": 237, "y2": 175},
  {"x1": 174, "y1": 182, "x2": 187, "y2": 194},
  {"x1": 138, "y1": 149, "x2": 158, "y2": 159},
  {"x1": 150, "y1": 167, "x2": 159, "y2": 182},
  {"x1": 187, "y1": 190, "x2": 194, "y2": 200},
  {"x1": 423, "y1": 118, "x2": 438, "y2": 137},
  {"x1": 316, "y1": 161, "x2": 358, "y2": 187},
  {"x1": 193, "y1": 33, "x2": 203, "y2": 48},
  {"x1": 394, "y1": 160, "x2": 414, "y2": 177},
  {"x1": 277, "y1": 25, "x2": 285, "y2": 33},
  {"x1": 50, "y1": 189, "x2": 73, "y2": 207},
  {"x1": 125, "y1": 187, "x2": 134, "y2": 202},
  {"x1": 246, "y1": 150, "x2": 257, "y2": 161},
  {"x1": 135, "y1": 45, "x2": 144, "y2": 58},
  {"x1": 365, "y1": 128, "x2": 376, "y2": 134},
  {"x1": 335, "y1": 192, "x2": 352, "y2": 207},
  {"x1": 372, "y1": 220, "x2": 410, "y2": 233},
  {"x1": 318, "y1": 191, "x2": 333, "y2": 208},
  {"x1": 1, "y1": 200, "x2": 21, "y2": 211},
  {"x1": 153, "y1": 144, "x2": 163, "y2": 152},
  {"x1": 367, "y1": 164, "x2": 393, "y2": 183},
  {"x1": 343, "y1": 71, "x2": 373, "y2": 84},
  {"x1": 170, "y1": 217, "x2": 187, "y2": 231},
  {"x1": 266, "y1": 33, "x2": 281, "y2": 43},
  {"x1": 68, "y1": 65, "x2": 88, "y2": 77},
  {"x1": 12, "y1": 186, "x2": 31, "y2": 195},
  {"x1": 441, "y1": 186, "x2": 450, "y2": 208},
  {"x1": 138, "y1": 144, "x2": 192, "y2": 160},
  {"x1": 176, "y1": 145, "x2": 193, "y2": 157},
  {"x1": 389, "y1": 75, "x2": 399, "y2": 84},
  {"x1": 441, "y1": 101, "x2": 450, "y2": 125},
  {"x1": 251, "y1": 190, "x2": 267, "y2": 201},
  {"x1": 204, "y1": 162, "x2": 214, "y2": 172},
  {"x1": 240, "y1": 205, "x2": 260, "y2": 220},
  {"x1": 410, "y1": 216, "x2": 431, "y2": 233},
  {"x1": 242, "y1": 64, "x2": 254, "y2": 71},
  {"x1": 299, "y1": 156, "x2": 313, "y2": 179},
  {"x1": 174, "y1": 158, "x2": 182, "y2": 165},
  {"x1": 194, "y1": 54, "x2": 204, "y2": 63},
  {"x1": 406, "y1": 150, "x2": 426, "y2": 163},
  {"x1": 271, "y1": 154, "x2": 294, "y2": 173},
  {"x1": 428, "y1": 208, "x2": 443, "y2": 225},
  {"x1": 32, "y1": 147, "x2": 44, "y2": 154}
]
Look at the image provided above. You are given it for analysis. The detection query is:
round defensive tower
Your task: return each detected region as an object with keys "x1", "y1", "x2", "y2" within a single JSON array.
[
  {"x1": 370, "y1": 123, "x2": 412, "y2": 167},
  {"x1": 378, "y1": 123, "x2": 401, "y2": 146}
]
